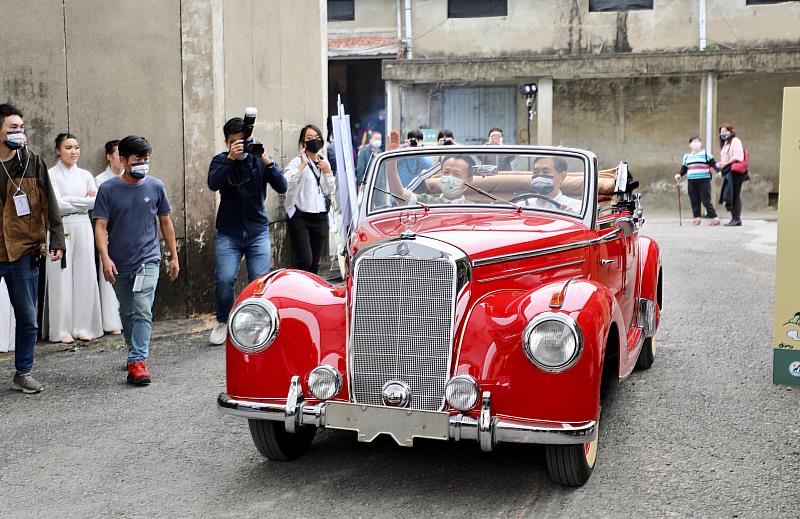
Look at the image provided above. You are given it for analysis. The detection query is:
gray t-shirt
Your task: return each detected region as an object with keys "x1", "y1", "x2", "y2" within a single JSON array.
[{"x1": 93, "y1": 175, "x2": 171, "y2": 273}]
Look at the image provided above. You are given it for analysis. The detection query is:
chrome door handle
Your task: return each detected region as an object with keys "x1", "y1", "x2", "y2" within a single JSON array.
[{"x1": 600, "y1": 259, "x2": 616, "y2": 266}]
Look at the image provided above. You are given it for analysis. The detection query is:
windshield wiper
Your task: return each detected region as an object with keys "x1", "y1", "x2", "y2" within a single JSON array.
[
  {"x1": 463, "y1": 181, "x2": 522, "y2": 213},
  {"x1": 373, "y1": 185, "x2": 429, "y2": 211}
]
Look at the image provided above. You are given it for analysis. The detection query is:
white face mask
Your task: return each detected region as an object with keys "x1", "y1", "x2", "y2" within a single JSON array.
[
  {"x1": 440, "y1": 175, "x2": 464, "y2": 198},
  {"x1": 371, "y1": 139, "x2": 382, "y2": 149},
  {"x1": 690, "y1": 141, "x2": 702, "y2": 152}
]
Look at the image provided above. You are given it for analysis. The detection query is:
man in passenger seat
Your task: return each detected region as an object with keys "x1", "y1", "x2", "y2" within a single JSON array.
[{"x1": 526, "y1": 156, "x2": 582, "y2": 213}]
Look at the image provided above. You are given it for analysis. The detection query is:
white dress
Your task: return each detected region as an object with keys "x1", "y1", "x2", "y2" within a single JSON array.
[
  {"x1": 94, "y1": 167, "x2": 123, "y2": 332},
  {"x1": 46, "y1": 161, "x2": 104, "y2": 341},
  {"x1": 0, "y1": 279, "x2": 14, "y2": 352}
]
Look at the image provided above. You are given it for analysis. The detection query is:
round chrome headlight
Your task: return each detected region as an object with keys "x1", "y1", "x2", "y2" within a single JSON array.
[
  {"x1": 308, "y1": 365, "x2": 342, "y2": 400},
  {"x1": 522, "y1": 313, "x2": 583, "y2": 372},
  {"x1": 445, "y1": 375, "x2": 480, "y2": 411},
  {"x1": 227, "y1": 299, "x2": 279, "y2": 354}
]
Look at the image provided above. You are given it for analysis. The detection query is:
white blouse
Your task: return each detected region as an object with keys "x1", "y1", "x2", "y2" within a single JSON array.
[
  {"x1": 284, "y1": 155, "x2": 336, "y2": 218},
  {"x1": 48, "y1": 161, "x2": 97, "y2": 215},
  {"x1": 95, "y1": 166, "x2": 121, "y2": 187}
]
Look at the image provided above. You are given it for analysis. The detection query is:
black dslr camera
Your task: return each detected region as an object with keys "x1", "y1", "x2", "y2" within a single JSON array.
[
  {"x1": 242, "y1": 107, "x2": 265, "y2": 156},
  {"x1": 409, "y1": 137, "x2": 418, "y2": 147}
]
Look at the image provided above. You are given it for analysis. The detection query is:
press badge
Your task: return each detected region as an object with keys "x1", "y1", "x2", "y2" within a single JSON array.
[
  {"x1": 132, "y1": 270, "x2": 145, "y2": 293},
  {"x1": 13, "y1": 192, "x2": 31, "y2": 216}
]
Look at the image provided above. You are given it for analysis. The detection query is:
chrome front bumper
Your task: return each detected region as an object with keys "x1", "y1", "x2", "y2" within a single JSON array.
[{"x1": 218, "y1": 376, "x2": 596, "y2": 451}]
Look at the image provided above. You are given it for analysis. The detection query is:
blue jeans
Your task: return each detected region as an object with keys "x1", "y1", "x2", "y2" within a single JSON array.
[
  {"x1": 215, "y1": 230, "x2": 271, "y2": 323},
  {"x1": 113, "y1": 262, "x2": 159, "y2": 363},
  {"x1": 0, "y1": 256, "x2": 39, "y2": 373}
]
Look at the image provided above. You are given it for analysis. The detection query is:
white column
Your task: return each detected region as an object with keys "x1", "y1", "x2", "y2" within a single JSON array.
[
  {"x1": 386, "y1": 79, "x2": 394, "y2": 136},
  {"x1": 700, "y1": 72, "x2": 717, "y2": 154},
  {"x1": 536, "y1": 78, "x2": 553, "y2": 146}
]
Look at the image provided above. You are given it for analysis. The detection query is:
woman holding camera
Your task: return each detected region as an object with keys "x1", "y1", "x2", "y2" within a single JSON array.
[{"x1": 284, "y1": 125, "x2": 336, "y2": 274}]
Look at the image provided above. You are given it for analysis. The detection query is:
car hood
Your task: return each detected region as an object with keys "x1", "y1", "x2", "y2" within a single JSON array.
[{"x1": 351, "y1": 208, "x2": 590, "y2": 263}]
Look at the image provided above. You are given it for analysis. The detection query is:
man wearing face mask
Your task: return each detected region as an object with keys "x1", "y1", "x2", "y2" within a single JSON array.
[
  {"x1": 527, "y1": 156, "x2": 582, "y2": 214},
  {"x1": 0, "y1": 103, "x2": 65, "y2": 394},
  {"x1": 387, "y1": 154, "x2": 475, "y2": 206},
  {"x1": 356, "y1": 131, "x2": 383, "y2": 184},
  {"x1": 93, "y1": 135, "x2": 180, "y2": 386},
  {"x1": 206, "y1": 117, "x2": 287, "y2": 345}
]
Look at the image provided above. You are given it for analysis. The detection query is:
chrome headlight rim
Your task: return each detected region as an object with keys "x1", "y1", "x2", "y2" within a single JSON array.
[
  {"x1": 445, "y1": 374, "x2": 480, "y2": 412},
  {"x1": 308, "y1": 365, "x2": 343, "y2": 400},
  {"x1": 227, "y1": 298, "x2": 279, "y2": 354},
  {"x1": 522, "y1": 312, "x2": 584, "y2": 373}
]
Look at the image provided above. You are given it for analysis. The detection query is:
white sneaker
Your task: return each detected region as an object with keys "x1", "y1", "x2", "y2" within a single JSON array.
[{"x1": 209, "y1": 323, "x2": 227, "y2": 346}]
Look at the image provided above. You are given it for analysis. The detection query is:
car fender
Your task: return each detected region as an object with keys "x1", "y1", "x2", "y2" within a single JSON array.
[
  {"x1": 225, "y1": 270, "x2": 349, "y2": 402},
  {"x1": 453, "y1": 279, "x2": 625, "y2": 423},
  {"x1": 638, "y1": 235, "x2": 662, "y2": 328}
]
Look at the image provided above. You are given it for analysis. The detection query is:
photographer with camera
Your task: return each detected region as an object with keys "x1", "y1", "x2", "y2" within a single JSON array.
[
  {"x1": 396, "y1": 129, "x2": 432, "y2": 187},
  {"x1": 437, "y1": 129, "x2": 459, "y2": 146},
  {"x1": 478, "y1": 127, "x2": 514, "y2": 172},
  {"x1": 207, "y1": 110, "x2": 287, "y2": 346},
  {"x1": 284, "y1": 124, "x2": 336, "y2": 275}
]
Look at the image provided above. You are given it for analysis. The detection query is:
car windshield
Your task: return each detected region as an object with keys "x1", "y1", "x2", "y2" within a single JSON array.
[{"x1": 367, "y1": 150, "x2": 589, "y2": 217}]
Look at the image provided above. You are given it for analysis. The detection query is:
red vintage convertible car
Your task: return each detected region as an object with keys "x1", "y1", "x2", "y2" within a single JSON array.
[{"x1": 218, "y1": 146, "x2": 661, "y2": 487}]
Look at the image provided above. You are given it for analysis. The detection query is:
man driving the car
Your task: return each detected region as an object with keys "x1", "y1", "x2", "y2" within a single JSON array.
[{"x1": 525, "y1": 156, "x2": 582, "y2": 213}]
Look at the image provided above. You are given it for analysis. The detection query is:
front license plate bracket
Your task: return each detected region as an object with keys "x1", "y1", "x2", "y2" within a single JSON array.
[{"x1": 325, "y1": 402, "x2": 449, "y2": 447}]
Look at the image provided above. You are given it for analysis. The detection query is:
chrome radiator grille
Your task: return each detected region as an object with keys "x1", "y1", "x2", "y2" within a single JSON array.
[{"x1": 351, "y1": 256, "x2": 456, "y2": 411}]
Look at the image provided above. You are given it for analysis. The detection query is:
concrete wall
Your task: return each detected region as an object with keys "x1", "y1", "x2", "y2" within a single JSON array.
[
  {"x1": 328, "y1": 0, "x2": 398, "y2": 37},
  {"x1": 716, "y1": 72, "x2": 800, "y2": 208},
  {"x1": 0, "y1": 0, "x2": 327, "y2": 318},
  {"x1": 344, "y1": 0, "x2": 800, "y2": 58}
]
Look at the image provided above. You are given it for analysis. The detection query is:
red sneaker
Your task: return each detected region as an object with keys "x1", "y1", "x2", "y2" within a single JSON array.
[{"x1": 127, "y1": 361, "x2": 152, "y2": 386}]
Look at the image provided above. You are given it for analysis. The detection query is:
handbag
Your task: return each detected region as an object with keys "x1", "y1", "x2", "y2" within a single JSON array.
[{"x1": 731, "y1": 148, "x2": 749, "y2": 174}]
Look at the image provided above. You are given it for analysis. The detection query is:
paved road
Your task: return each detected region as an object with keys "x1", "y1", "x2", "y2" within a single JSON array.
[{"x1": 1, "y1": 218, "x2": 796, "y2": 518}]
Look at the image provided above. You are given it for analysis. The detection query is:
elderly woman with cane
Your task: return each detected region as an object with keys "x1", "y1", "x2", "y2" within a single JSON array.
[{"x1": 674, "y1": 136, "x2": 720, "y2": 226}]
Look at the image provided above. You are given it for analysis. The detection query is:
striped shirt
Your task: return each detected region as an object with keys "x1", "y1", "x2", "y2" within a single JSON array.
[{"x1": 681, "y1": 151, "x2": 714, "y2": 181}]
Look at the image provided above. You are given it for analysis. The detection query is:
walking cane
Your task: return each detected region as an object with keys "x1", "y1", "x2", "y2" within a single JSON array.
[{"x1": 675, "y1": 180, "x2": 682, "y2": 226}]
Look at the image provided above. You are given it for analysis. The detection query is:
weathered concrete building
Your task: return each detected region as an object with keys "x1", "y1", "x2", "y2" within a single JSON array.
[
  {"x1": 328, "y1": 0, "x2": 800, "y2": 207},
  {"x1": 1, "y1": 0, "x2": 327, "y2": 318}
]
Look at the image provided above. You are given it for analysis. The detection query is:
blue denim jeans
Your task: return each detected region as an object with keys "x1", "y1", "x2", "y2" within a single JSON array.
[
  {"x1": 215, "y1": 230, "x2": 271, "y2": 323},
  {"x1": 113, "y1": 262, "x2": 159, "y2": 363},
  {"x1": 0, "y1": 256, "x2": 39, "y2": 373}
]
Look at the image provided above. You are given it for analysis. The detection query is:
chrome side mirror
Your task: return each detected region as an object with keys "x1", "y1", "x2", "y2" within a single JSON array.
[{"x1": 615, "y1": 217, "x2": 635, "y2": 238}]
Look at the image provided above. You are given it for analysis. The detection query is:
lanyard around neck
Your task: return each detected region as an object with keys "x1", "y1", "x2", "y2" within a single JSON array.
[{"x1": 1, "y1": 150, "x2": 29, "y2": 193}]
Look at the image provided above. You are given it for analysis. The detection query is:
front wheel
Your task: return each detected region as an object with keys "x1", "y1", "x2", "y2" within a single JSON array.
[
  {"x1": 248, "y1": 420, "x2": 316, "y2": 461},
  {"x1": 635, "y1": 336, "x2": 656, "y2": 370},
  {"x1": 544, "y1": 416, "x2": 599, "y2": 487}
]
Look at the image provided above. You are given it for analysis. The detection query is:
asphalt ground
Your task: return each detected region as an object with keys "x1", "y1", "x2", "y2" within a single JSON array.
[{"x1": 0, "y1": 217, "x2": 796, "y2": 518}]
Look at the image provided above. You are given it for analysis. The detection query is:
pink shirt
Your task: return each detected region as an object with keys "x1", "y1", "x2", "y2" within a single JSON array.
[{"x1": 720, "y1": 136, "x2": 744, "y2": 164}]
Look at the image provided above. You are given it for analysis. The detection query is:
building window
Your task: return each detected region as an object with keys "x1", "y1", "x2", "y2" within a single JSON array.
[
  {"x1": 589, "y1": 0, "x2": 654, "y2": 12},
  {"x1": 447, "y1": 0, "x2": 508, "y2": 18},
  {"x1": 746, "y1": 0, "x2": 798, "y2": 4},
  {"x1": 328, "y1": 0, "x2": 355, "y2": 21}
]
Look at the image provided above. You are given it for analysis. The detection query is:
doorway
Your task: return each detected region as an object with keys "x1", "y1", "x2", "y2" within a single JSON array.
[{"x1": 328, "y1": 59, "x2": 386, "y2": 150}]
